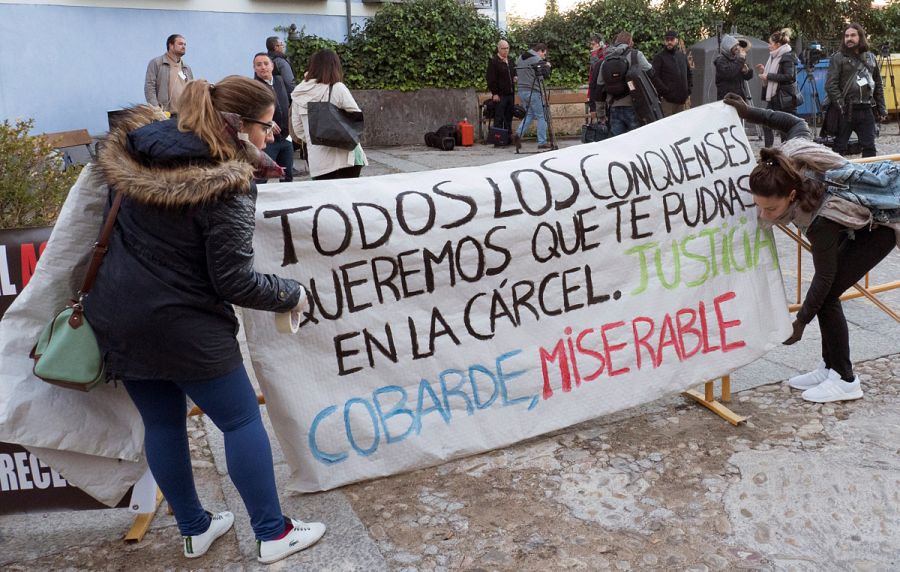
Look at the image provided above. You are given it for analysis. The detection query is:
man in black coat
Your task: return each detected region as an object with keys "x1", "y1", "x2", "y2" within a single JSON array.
[
  {"x1": 486, "y1": 39, "x2": 517, "y2": 138},
  {"x1": 825, "y1": 23, "x2": 887, "y2": 157},
  {"x1": 652, "y1": 31, "x2": 692, "y2": 116},
  {"x1": 266, "y1": 36, "x2": 296, "y2": 92},
  {"x1": 253, "y1": 53, "x2": 293, "y2": 182}
]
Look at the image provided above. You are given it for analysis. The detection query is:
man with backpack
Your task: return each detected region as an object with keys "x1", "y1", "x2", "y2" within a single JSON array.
[{"x1": 592, "y1": 31, "x2": 659, "y2": 137}]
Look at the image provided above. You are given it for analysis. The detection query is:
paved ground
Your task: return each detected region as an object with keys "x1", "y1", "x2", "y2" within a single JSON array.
[{"x1": 2, "y1": 128, "x2": 899, "y2": 571}]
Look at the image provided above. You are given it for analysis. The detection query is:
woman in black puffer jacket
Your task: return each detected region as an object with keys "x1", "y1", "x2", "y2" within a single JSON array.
[
  {"x1": 86, "y1": 76, "x2": 325, "y2": 565},
  {"x1": 755, "y1": 28, "x2": 800, "y2": 147}
]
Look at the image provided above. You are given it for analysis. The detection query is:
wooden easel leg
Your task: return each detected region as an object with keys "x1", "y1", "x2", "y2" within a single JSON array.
[
  {"x1": 124, "y1": 488, "x2": 163, "y2": 543},
  {"x1": 683, "y1": 376, "x2": 747, "y2": 426}
]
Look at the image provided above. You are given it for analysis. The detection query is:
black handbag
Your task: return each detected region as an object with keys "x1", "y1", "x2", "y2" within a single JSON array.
[
  {"x1": 307, "y1": 84, "x2": 364, "y2": 151},
  {"x1": 581, "y1": 120, "x2": 610, "y2": 143},
  {"x1": 777, "y1": 83, "x2": 804, "y2": 110}
]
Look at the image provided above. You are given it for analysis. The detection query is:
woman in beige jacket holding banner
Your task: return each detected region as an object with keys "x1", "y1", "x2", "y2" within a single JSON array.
[{"x1": 291, "y1": 49, "x2": 368, "y2": 180}]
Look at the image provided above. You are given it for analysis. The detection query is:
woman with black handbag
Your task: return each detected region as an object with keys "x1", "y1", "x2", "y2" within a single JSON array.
[
  {"x1": 86, "y1": 76, "x2": 325, "y2": 564},
  {"x1": 756, "y1": 28, "x2": 801, "y2": 148},
  {"x1": 290, "y1": 49, "x2": 367, "y2": 180}
]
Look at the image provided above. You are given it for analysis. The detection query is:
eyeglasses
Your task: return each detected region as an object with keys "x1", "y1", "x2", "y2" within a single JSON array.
[{"x1": 241, "y1": 117, "x2": 276, "y2": 135}]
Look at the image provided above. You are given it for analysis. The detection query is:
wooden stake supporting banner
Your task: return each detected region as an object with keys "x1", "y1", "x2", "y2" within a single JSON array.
[
  {"x1": 682, "y1": 375, "x2": 747, "y2": 426},
  {"x1": 123, "y1": 488, "x2": 164, "y2": 543}
]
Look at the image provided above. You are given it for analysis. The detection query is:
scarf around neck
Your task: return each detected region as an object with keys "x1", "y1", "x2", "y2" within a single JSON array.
[
  {"x1": 220, "y1": 112, "x2": 285, "y2": 180},
  {"x1": 764, "y1": 44, "x2": 792, "y2": 101}
]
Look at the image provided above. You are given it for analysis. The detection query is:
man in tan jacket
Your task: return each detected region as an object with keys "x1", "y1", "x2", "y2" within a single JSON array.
[{"x1": 144, "y1": 34, "x2": 194, "y2": 113}]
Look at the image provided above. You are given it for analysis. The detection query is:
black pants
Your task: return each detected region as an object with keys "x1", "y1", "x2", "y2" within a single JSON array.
[
  {"x1": 818, "y1": 225, "x2": 895, "y2": 381},
  {"x1": 762, "y1": 99, "x2": 796, "y2": 148},
  {"x1": 493, "y1": 94, "x2": 514, "y2": 132},
  {"x1": 834, "y1": 105, "x2": 877, "y2": 158},
  {"x1": 312, "y1": 165, "x2": 362, "y2": 180},
  {"x1": 263, "y1": 137, "x2": 294, "y2": 182}
]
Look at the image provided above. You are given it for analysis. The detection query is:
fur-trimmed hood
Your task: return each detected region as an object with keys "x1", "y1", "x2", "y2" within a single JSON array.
[{"x1": 97, "y1": 106, "x2": 254, "y2": 208}]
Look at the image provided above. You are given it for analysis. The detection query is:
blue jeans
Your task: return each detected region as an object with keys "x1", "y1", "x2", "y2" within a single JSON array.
[
  {"x1": 263, "y1": 137, "x2": 294, "y2": 182},
  {"x1": 610, "y1": 106, "x2": 640, "y2": 136},
  {"x1": 124, "y1": 366, "x2": 285, "y2": 540},
  {"x1": 516, "y1": 89, "x2": 547, "y2": 145}
]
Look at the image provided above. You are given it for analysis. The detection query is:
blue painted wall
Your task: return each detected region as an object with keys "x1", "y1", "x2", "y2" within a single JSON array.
[{"x1": 0, "y1": 4, "x2": 366, "y2": 134}]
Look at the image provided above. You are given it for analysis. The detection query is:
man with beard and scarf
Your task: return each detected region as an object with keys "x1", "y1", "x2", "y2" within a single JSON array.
[
  {"x1": 651, "y1": 30, "x2": 692, "y2": 116},
  {"x1": 825, "y1": 23, "x2": 887, "y2": 158}
]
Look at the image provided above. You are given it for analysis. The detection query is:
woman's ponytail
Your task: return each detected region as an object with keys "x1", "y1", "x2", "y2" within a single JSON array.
[
  {"x1": 750, "y1": 147, "x2": 823, "y2": 213},
  {"x1": 177, "y1": 80, "x2": 236, "y2": 161}
]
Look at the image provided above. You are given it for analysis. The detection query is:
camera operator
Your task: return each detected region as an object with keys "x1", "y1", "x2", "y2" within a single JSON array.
[
  {"x1": 512, "y1": 42, "x2": 552, "y2": 151},
  {"x1": 825, "y1": 23, "x2": 887, "y2": 157}
]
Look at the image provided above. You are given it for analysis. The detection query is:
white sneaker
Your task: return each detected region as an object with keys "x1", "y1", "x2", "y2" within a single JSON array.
[
  {"x1": 257, "y1": 517, "x2": 326, "y2": 564},
  {"x1": 183, "y1": 511, "x2": 234, "y2": 558},
  {"x1": 801, "y1": 370, "x2": 863, "y2": 403},
  {"x1": 787, "y1": 360, "x2": 829, "y2": 390}
]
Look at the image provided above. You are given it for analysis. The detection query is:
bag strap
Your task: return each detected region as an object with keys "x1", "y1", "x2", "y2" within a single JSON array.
[{"x1": 78, "y1": 191, "x2": 123, "y2": 299}]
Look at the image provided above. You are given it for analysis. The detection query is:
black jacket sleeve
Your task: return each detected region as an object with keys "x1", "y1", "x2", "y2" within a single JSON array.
[
  {"x1": 204, "y1": 191, "x2": 303, "y2": 311},
  {"x1": 716, "y1": 55, "x2": 748, "y2": 82},
  {"x1": 742, "y1": 107, "x2": 812, "y2": 141},
  {"x1": 486, "y1": 58, "x2": 498, "y2": 95},
  {"x1": 797, "y1": 217, "x2": 845, "y2": 324}
]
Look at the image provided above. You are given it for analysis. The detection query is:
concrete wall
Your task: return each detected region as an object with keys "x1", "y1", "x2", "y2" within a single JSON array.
[
  {"x1": 0, "y1": 0, "x2": 506, "y2": 135},
  {"x1": 354, "y1": 88, "x2": 480, "y2": 146}
]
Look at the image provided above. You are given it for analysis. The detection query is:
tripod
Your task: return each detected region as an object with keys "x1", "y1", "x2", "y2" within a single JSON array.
[
  {"x1": 875, "y1": 46, "x2": 900, "y2": 134},
  {"x1": 798, "y1": 61, "x2": 823, "y2": 129},
  {"x1": 741, "y1": 77, "x2": 764, "y2": 141},
  {"x1": 515, "y1": 63, "x2": 558, "y2": 154}
]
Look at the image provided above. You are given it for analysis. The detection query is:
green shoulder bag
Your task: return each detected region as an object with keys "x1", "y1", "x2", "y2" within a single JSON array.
[{"x1": 29, "y1": 192, "x2": 122, "y2": 391}]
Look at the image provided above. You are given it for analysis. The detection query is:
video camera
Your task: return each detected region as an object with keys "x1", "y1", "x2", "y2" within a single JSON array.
[
  {"x1": 881, "y1": 42, "x2": 891, "y2": 58},
  {"x1": 800, "y1": 41, "x2": 826, "y2": 69}
]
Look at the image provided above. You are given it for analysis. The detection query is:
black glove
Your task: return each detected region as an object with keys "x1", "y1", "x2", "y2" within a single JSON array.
[
  {"x1": 782, "y1": 319, "x2": 806, "y2": 346},
  {"x1": 723, "y1": 92, "x2": 751, "y2": 119}
]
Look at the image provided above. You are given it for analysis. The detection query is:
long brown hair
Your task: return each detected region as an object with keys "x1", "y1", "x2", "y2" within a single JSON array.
[
  {"x1": 306, "y1": 49, "x2": 344, "y2": 85},
  {"x1": 176, "y1": 76, "x2": 275, "y2": 161},
  {"x1": 748, "y1": 147, "x2": 824, "y2": 213},
  {"x1": 845, "y1": 22, "x2": 869, "y2": 53}
]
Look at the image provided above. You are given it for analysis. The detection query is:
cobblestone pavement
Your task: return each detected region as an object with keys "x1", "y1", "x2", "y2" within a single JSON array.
[{"x1": 343, "y1": 354, "x2": 900, "y2": 572}]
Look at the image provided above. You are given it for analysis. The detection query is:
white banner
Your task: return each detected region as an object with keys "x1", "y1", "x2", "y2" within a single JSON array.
[{"x1": 244, "y1": 103, "x2": 792, "y2": 492}]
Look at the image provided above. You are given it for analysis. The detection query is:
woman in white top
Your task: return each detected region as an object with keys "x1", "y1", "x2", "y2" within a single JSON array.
[{"x1": 291, "y1": 49, "x2": 367, "y2": 179}]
